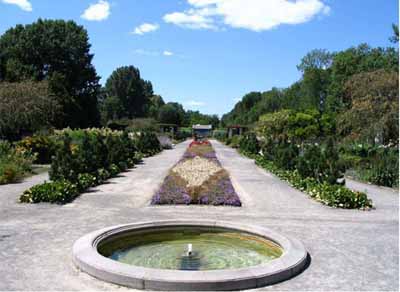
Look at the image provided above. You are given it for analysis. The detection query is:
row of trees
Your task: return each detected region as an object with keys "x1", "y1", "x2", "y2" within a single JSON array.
[
  {"x1": 0, "y1": 19, "x2": 219, "y2": 140},
  {"x1": 222, "y1": 25, "x2": 399, "y2": 144},
  {"x1": 100, "y1": 66, "x2": 219, "y2": 128}
]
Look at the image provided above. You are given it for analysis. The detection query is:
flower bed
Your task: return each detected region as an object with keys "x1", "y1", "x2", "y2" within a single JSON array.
[{"x1": 152, "y1": 141, "x2": 241, "y2": 206}]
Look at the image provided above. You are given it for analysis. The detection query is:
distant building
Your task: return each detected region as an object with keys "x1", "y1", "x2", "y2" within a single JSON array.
[
  {"x1": 192, "y1": 124, "x2": 212, "y2": 139},
  {"x1": 226, "y1": 125, "x2": 248, "y2": 138}
]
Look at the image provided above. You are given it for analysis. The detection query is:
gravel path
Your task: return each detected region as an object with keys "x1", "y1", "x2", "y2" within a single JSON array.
[{"x1": 0, "y1": 140, "x2": 398, "y2": 291}]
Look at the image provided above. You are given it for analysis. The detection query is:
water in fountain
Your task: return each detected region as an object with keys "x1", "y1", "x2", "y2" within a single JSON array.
[{"x1": 99, "y1": 228, "x2": 283, "y2": 271}]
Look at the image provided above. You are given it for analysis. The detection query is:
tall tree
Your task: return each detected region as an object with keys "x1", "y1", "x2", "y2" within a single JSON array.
[
  {"x1": 104, "y1": 66, "x2": 149, "y2": 119},
  {"x1": 389, "y1": 23, "x2": 399, "y2": 43},
  {"x1": 326, "y1": 44, "x2": 398, "y2": 111},
  {"x1": 158, "y1": 102, "x2": 185, "y2": 126},
  {"x1": 0, "y1": 19, "x2": 100, "y2": 128},
  {"x1": 337, "y1": 69, "x2": 399, "y2": 144},
  {"x1": 147, "y1": 95, "x2": 165, "y2": 119},
  {"x1": 297, "y1": 49, "x2": 334, "y2": 73},
  {"x1": 0, "y1": 81, "x2": 62, "y2": 140}
]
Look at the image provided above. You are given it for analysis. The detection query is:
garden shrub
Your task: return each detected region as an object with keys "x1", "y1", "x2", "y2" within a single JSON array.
[
  {"x1": 96, "y1": 168, "x2": 111, "y2": 183},
  {"x1": 273, "y1": 141, "x2": 299, "y2": 170},
  {"x1": 77, "y1": 173, "x2": 97, "y2": 192},
  {"x1": 297, "y1": 139, "x2": 345, "y2": 185},
  {"x1": 0, "y1": 141, "x2": 35, "y2": 184},
  {"x1": 239, "y1": 133, "x2": 260, "y2": 155},
  {"x1": 340, "y1": 142, "x2": 398, "y2": 187},
  {"x1": 16, "y1": 135, "x2": 55, "y2": 164},
  {"x1": 20, "y1": 180, "x2": 79, "y2": 204},
  {"x1": 227, "y1": 135, "x2": 242, "y2": 148},
  {"x1": 213, "y1": 129, "x2": 227, "y2": 142},
  {"x1": 253, "y1": 155, "x2": 372, "y2": 209},
  {"x1": 134, "y1": 131, "x2": 161, "y2": 156},
  {"x1": 21, "y1": 128, "x2": 163, "y2": 204},
  {"x1": 49, "y1": 134, "x2": 78, "y2": 182},
  {"x1": 367, "y1": 147, "x2": 399, "y2": 187},
  {"x1": 175, "y1": 128, "x2": 192, "y2": 141}
]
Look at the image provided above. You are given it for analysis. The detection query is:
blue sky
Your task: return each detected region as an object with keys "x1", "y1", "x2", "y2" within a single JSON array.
[{"x1": 0, "y1": 0, "x2": 398, "y2": 115}]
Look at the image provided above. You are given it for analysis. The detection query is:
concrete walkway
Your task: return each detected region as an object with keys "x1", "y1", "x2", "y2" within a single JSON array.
[{"x1": 0, "y1": 140, "x2": 398, "y2": 291}]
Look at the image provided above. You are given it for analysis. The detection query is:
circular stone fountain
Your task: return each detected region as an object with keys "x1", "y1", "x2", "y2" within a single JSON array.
[{"x1": 73, "y1": 220, "x2": 308, "y2": 291}]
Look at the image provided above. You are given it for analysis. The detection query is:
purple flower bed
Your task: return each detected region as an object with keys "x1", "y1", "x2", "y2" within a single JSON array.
[{"x1": 151, "y1": 142, "x2": 241, "y2": 207}]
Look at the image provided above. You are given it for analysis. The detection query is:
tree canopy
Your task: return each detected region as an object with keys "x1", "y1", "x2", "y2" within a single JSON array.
[
  {"x1": 104, "y1": 66, "x2": 151, "y2": 120},
  {"x1": 337, "y1": 69, "x2": 399, "y2": 144},
  {"x1": 222, "y1": 38, "x2": 399, "y2": 146},
  {"x1": 0, "y1": 19, "x2": 100, "y2": 128},
  {"x1": 0, "y1": 81, "x2": 62, "y2": 140},
  {"x1": 158, "y1": 102, "x2": 186, "y2": 125}
]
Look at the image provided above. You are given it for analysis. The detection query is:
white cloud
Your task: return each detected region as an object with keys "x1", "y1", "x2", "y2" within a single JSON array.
[
  {"x1": 185, "y1": 100, "x2": 206, "y2": 107},
  {"x1": 81, "y1": 0, "x2": 110, "y2": 21},
  {"x1": 2, "y1": 0, "x2": 32, "y2": 11},
  {"x1": 132, "y1": 23, "x2": 159, "y2": 35},
  {"x1": 164, "y1": 0, "x2": 330, "y2": 31},
  {"x1": 134, "y1": 49, "x2": 177, "y2": 57},
  {"x1": 163, "y1": 50, "x2": 174, "y2": 56},
  {"x1": 163, "y1": 11, "x2": 216, "y2": 30}
]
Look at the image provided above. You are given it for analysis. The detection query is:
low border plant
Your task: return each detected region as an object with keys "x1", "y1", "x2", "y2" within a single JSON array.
[{"x1": 243, "y1": 152, "x2": 373, "y2": 210}]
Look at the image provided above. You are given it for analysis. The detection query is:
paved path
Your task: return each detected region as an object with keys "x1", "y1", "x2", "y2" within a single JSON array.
[{"x1": 0, "y1": 140, "x2": 398, "y2": 291}]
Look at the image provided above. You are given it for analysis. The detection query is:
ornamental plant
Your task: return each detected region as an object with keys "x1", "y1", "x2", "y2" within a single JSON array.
[
  {"x1": 16, "y1": 135, "x2": 56, "y2": 164},
  {"x1": 0, "y1": 141, "x2": 35, "y2": 185},
  {"x1": 20, "y1": 180, "x2": 79, "y2": 204},
  {"x1": 239, "y1": 133, "x2": 260, "y2": 155},
  {"x1": 251, "y1": 154, "x2": 372, "y2": 209},
  {"x1": 21, "y1": 127, "x2": 161, "y2": 204}
]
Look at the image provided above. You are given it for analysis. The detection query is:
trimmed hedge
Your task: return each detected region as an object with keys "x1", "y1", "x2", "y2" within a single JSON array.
[
  {"x1": 20, "y1": 128, "x2": 161, "y2": 204},
  {"x1": 244, "y1": 152, "x2": 373, "y2": 210}
]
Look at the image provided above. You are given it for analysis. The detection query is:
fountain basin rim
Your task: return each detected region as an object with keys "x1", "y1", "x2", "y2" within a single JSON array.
[{"x1": 73, "y1": 220, "x2": 307, "y2": 291}]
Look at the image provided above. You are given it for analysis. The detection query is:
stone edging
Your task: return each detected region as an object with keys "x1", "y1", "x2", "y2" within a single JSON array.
[{"x1": 73, "y1": 220, "x2": 308, "y2": 291}]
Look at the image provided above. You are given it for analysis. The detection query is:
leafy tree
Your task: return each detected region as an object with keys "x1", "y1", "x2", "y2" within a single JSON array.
[
  {"x1": 100, "y1": 96, "x2": 125, "y2": 122},
  {"x1": 185, "y1": 111, "x2": 220, "y2": 128},
  {"x1": 104, "y1": 66, "x2": 150, "y2": 119},
  {"x1": 390, "y1": 23, "x2": 399, "y2": 43},
  {"x1": 0, "y1": 19, "x2": 100, "y2": 128},
  {"x1": 300, "y1": 68, "x2": 331, "y2": 111},
  {"x1": 288, "y1": 110, "x2": 320, "y2": 142},
  {"x1": 158, "y1": 102, "x2": 185, "y2": 125},
  {"x1": 297, "y1": 49, "x2": 334, "y2": 72},
  {"x1": 221, "y1": 92, "x2": 261, "y2": 126},
  {"x1": 326, "y1": 44, "x2": 398, "y2": 111},
  {"x1": 257, "y1": 110, "x2": 292, "y2": 142},
  {"x1": 148, "y1": 95, "x2": 165, "y2": 118},
  {"x1": 0, "y1": 81, "x2": 62, "y2": 140},
  {"x1": 337, "y1": 69, "x2": 399, "y2": 144}
]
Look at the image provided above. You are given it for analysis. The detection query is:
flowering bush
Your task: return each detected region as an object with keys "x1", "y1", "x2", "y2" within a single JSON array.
[
  {"x1": 0, "y1": 141, "x2": 35, "y2": 185},
  {"x1": 16, "y1": 135, "x2": 55, "y2": 164},
  {"x1": 152, "y1": 141, "x2": 241, "y2": 206},
  {"x1": 20, "y1": 180, "x2": 79, "y2": 204}
]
